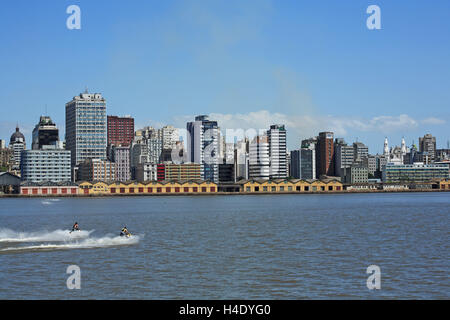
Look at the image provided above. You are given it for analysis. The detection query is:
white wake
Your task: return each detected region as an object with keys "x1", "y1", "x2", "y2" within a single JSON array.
[
  {"x1": 0, "y1": 229, "x2": 94, "y2": 243},
  {"x1": 0, "y1": 235, "x2": 140, "y2": 253}
]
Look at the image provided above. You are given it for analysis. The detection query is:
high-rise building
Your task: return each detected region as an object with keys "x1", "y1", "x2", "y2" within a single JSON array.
[
  {"x1": 419, "y1": 134, "x2": 437, "y2": 161},
  {"x1": 249, "y1": 135, "x2": 270, "y2": 180},
  {"x1": 20, "y1": 145, "x2": 71, "y2": 183},
  {"x1": 334, "y1": 139, "x2": 354, "y2": 178},
  {"x1": 0, "y1": 139, "x2": 6, "y2": 149},
  {"x1": 316, "y1": 132, "x2": 334, "y2": 177},
  {"x1": 32, "y1": 116, "x2": 59, "y2": 150},
  {"x1": 65, "y1": 91, "x2": 107, "y2": 168},
  {"x1": 353, "y1": 142, "x2": 369, "y2": 162},
  {"x1": 290, "y1": 148, "x2": 316, "y2": 180},
  {"x1": 267, "y1": 124, "x2": 287, "y2": 179},
  {"x1": 107, "y1": 115, "x2": 134, "y2": 147},
  {"x1": 9, "y1": 126, "x2": 26, "y2": 171},
  {"x1": 234, "y1": 139, "x2": 249, "y2": 180},
  {"x1": 186, "y1": 115, "x2": 219, "y2": 182},
  {"x1": 111, "y1": 145, "x2": 131, "y2": 182},
  {"x1": 161, "y1": 125, "x2": 180, "y2": 150}
]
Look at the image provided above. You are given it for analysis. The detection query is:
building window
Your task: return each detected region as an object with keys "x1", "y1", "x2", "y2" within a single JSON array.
[
  {"x1": 336, "y1": 186, "x2": 341, "y2": 191},
  {"x1": 175, "y1": 187, "x2": 180, "y2": 193},
  {"x1": 62, "y1": 188, "x2": 67, "y2": 194},
  {"x1": 157, "y1": 187, "x2": 162, "y2": 193},
  {"x1": 210, "y1": 187, "x2": 215, "y2": 192},
  {"x1": 129, "y1": 188, "x2": 134, "y2": 193},
  {"x1": 263, "y1": 186, "x2": 268, "y2": 192},
  {"x1": 328, "y1": 186, "x2": 333, "y2": 191},
  {"x1": 184, "y1": 187, "x2": 189, "y2": 192},
  {"x1": 288, "y1": 186, "x2": 292, "y2": 191},
  {"x1": 321, "y1": 186, "x2": 325, "y2": 191},
  {"x1": 305, "y1": 186, "x2": 309, "y2": 191},
  {"x1": 42, "y1": 188, "x2": 48, "y2": 194},
  {"x1": 138, "y1": 187, "x2": 144, "y2": 193},
  {"x1": 271, "y1": 186, "x2": 276, "y2": 192},
  {"x1": 246, "y1": 186, "x2": 251, "y2": 192},
  {"x1": 296, "y1": 186, "x2": 301, "y2": 191},
  {"x1": 280, "y1": 186, "x2": 285, "y2": 191},
  {"x1": 111, "y1": 188, "x2": 116, "y2": 193},
  {"x1": 193, "y1": 187, "x2": 198, "y2": 192},
  {"x1": 120, "y1": 188, "x2": 125, "y2": 194},
  {"x1": 166, "y1": 187, "x2": 171, "y2": 193},
  {"x1": 202, "y1": 187, "x2": 207, "y2": 192},
  {"x1": 147, "y1": 187, "x2": 153, "y2": 193},
  {"x1": 255, "y1": 186, "x2": 259, "y2": 192}
]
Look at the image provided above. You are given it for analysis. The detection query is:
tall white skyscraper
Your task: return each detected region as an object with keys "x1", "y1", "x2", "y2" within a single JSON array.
[
  {"x1": 65, "y1": 91, "x2": 107, "y2": 168},
  {"x1": 267, "y1": 124, "x2": 287, "y2": 179},
  {"x1": 186, "y1": 115, "x2": 219, "y2": 182}
]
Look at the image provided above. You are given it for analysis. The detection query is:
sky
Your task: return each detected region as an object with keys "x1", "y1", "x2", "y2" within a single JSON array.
[{"x1": 0, "y1": 0, "x2": 449, "y2": 153}]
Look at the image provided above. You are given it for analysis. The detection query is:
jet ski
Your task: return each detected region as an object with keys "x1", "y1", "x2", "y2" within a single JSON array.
[
  {"x1": 120, "y1": 232, "x2": 132, "y2": 238},
  {"x1": 120, "y1": 227, "x2": 132, "y2": 238}
]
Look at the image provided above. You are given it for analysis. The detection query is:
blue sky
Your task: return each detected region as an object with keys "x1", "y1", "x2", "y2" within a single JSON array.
[{"x1": 0, "y1": 0, "x2": 449, "y2": 153}]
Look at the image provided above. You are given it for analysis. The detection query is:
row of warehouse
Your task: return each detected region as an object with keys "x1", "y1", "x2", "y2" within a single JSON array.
[{"x1": 15, "y1": 178, "x2": 450, "y2": 196}]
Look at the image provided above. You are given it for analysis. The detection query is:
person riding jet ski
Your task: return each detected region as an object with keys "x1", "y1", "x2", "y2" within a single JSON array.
[
  {"x1": 120, "y1": 226, "x2": 131, "y2": 237},
  {"x1": 71, "y1": 222, "x2": 80, "y2": 232}
]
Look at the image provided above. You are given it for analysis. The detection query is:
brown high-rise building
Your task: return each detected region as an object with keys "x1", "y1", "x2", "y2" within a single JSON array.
[
  {"x1": 316, "y1": 132, "x2": 334, "y2": 177},
  {"x1": 107, "y1": 115, "x2": 134, "y2": 147}
]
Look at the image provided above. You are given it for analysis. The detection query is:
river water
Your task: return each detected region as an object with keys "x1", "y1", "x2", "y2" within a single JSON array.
[{"x1": 0, "y1": 193, "x2": 448, "y2": 299}]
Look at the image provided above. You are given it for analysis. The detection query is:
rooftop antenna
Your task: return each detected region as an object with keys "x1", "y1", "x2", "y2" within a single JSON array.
[
  {"x1": 447, "y1": 140, "x2": 449, "y2": 149},
  {"x1": 84, "y1": 86, "x2": 89, "y2": 94}
]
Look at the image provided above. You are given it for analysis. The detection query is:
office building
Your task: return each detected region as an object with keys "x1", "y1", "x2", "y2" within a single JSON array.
[
  {"x1": 107, "y1": 115, "x2": 134, "y2": 147},
  {"x1": 267, "y1": 124, "x2": 287, "y2": 179},
  {"x1": 32, "y1": 116, "x2": 59, "y2": 150},
  {"x1": 353, "y1": 142, "x2": 369, "y2": 162},
  {"x1": 419, "y1": 134, "x2": 436, "y2": 161},
  {"x1": 383, "y1": 163, "x2": 449, "y2": 183},
  {"x1": 249, "y1": 135, "x2": 270, "y2": 180},
  {"x1": 156, "y1": 163, "x2": 202, "y2": 181},
  {"x1": 290, "y1": 148, "x2": 316, "y2": 180},
  {"x1": 9, "y1": 126, "x2": 26, "y2": 170},
  {"x1": 186, "y1": 115, "x2": 219, "y2": 182},
  {"x1": 20, "y1": 146, "x2": 71, "y2": 183},
  {"x1": 334, "y1": 140, "x2": 354, "y2": 178},
  {"x1": 316, "y1": 132, "x2": 334, "y2": 177},
  {"x1": 110, "y1": 145, "x2": 131, "y2": 182},
  {"x1": 77, "y1": 158, "x2": 115, "y2": 182},
  {"x1": 65, "y1": 91, "x2": 107, "y2": 168},
  {"x1": 234, "y1": 139, "x2": 249, "y2": 181}
]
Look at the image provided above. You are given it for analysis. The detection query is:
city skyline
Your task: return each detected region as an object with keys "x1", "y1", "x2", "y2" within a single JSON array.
[{"x1": 1, "y1": 1, "x2": 449, "y2": 153}]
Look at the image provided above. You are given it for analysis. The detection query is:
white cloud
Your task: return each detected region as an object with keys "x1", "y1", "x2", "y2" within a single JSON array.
[
  {"x1": 420, "y1": 117, "x2": 446, "y2": 125},
  {"x1": 171, "y1": 110, "x2": 425, "y2": 147}
]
